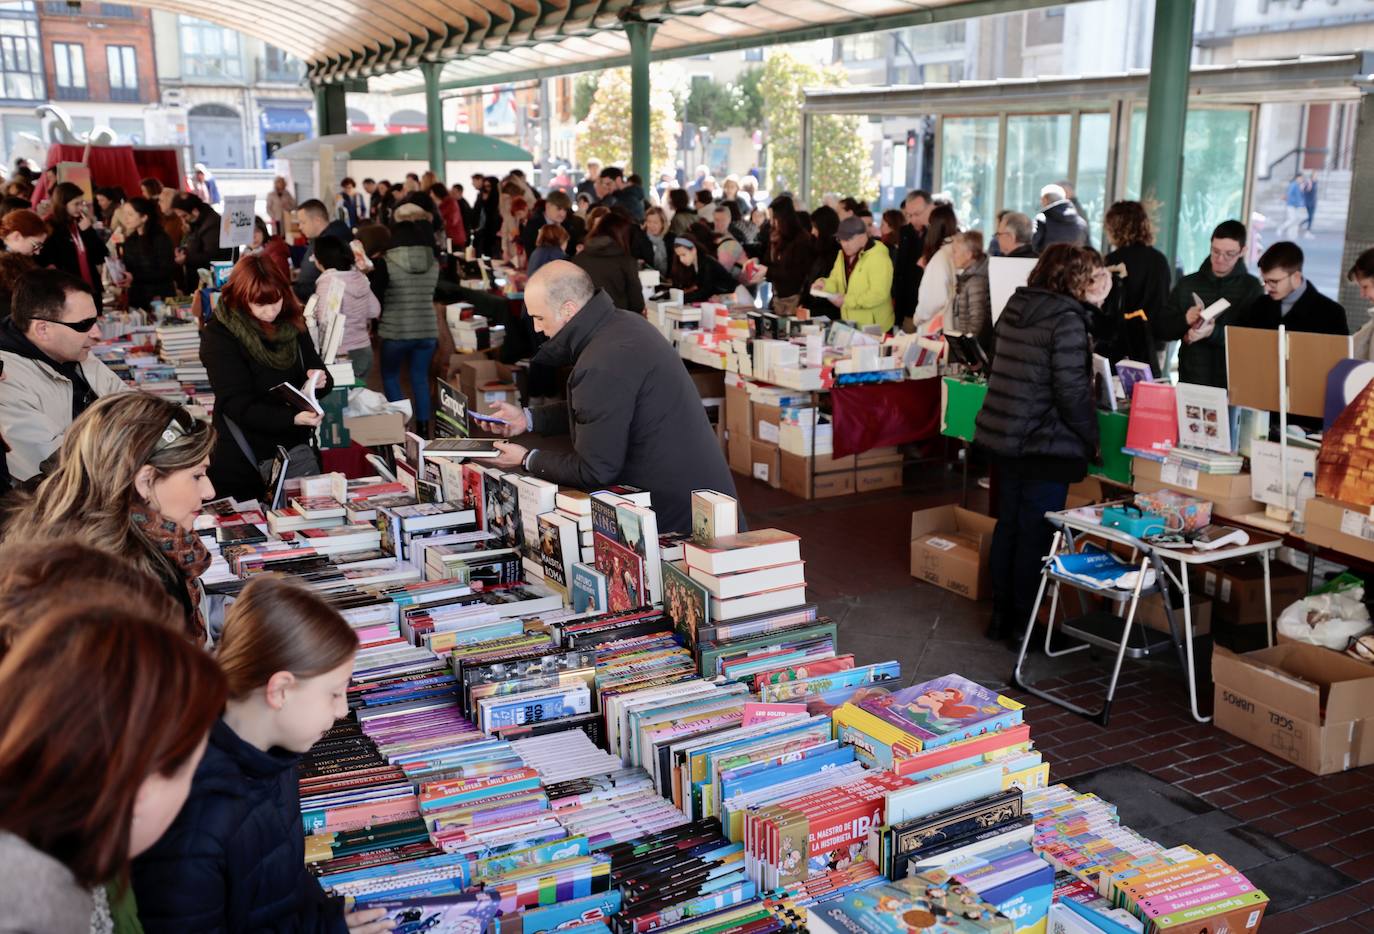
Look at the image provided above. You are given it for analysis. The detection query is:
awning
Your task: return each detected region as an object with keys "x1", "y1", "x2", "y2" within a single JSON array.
[{"x1": 260, "y1": 107, "x2": 313, "y2": 135}]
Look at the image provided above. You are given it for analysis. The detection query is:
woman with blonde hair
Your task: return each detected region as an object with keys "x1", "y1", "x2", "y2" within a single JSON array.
[{"x1": 4, "y1": 392, "x2": 218, "y2": 642}]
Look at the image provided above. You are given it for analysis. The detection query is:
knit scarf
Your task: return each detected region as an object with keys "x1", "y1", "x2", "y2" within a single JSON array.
[
  {"x1": 131, "y1": 509, "x2": 212, "y2": 642},
  {"x1": 214, "y1": 300, "x2": 301, "y2": 370}
]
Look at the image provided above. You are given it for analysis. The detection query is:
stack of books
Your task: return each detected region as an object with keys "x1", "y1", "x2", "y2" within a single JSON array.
[
  {"x1": 681, "y1": 529, "x2": 806, "y2": 624},
  {"x1": 1166, "y1": 446, "x2": 1245, "y2": 475}
]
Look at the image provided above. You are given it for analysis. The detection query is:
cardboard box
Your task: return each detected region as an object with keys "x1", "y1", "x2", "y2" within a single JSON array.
[
  {"x1": 1133, "y1": 593, "x2": 1212, "y2": 637},
  {"x1": 1303, "y1": 495, "x2": 1374, "y2": 564},
  {"x1": 780, "y1": 451, "x2": 855, "y2": 499},
  {"x1": 909, "y1": 506, "x2": 998, "y2": 601},
  {"x1": 856, "y1": 445, "x2": 901, "y2": 466},
  {"x1": 1212, "y1": 642, "x2": 1374, "y2": 774},
  {"x1": 1203, "y1": 559, "x2": 1308, "y2": 626},
  {"x1": 856, "y1": 463, "x2": 902, "y2": 492},
  {"x1": 343, "y1": 412, "x2": 407, "y2": 448},
  {"x1": 750, "y1": 439, "x2": 781, "y2": 489},
  {"x1": 753, "y1": 403, "x2": 781, "y2": 444},
  {"x1": 1132, "y1": 458, "x2": 1262, "y2": 519},
  {"x1": 688, "y1": 367, "x2": 726, "y2": 400},
  {"x1": 725, "y1": 383, "x2": 751, "y2": 451},
  {"x1": 456, "y1": 359, "x2": 518, "y2": 416}
]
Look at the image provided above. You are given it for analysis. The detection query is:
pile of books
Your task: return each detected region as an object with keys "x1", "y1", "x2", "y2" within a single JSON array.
[{"x1": 1166, "y1": 446, "x2": 1245, "y2": 476}]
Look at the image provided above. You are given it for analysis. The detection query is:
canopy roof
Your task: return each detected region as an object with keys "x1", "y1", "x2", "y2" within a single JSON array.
[
  {"x1": 275, "y1": 131, "x2": 533, "y2": 161},
  {"x1": 122, "y1": 0, "x2": 1071, "y2": 93}
]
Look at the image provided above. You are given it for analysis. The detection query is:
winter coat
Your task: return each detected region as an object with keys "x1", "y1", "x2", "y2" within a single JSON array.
[
  {"x1": 527, "y1": 289, "x2": 737, "y2": 534},
  {"x1": 436, "y1": 194, "x2": 467, "y2": 249},
  {"x1": 891, "y1": 224, "x2": 925, "y2": 323},
  {"x1": 0, "y1": 318, "x2": 128, "y2": 481},
  {"x1": 40, "y1": 221, "x2": 109, "y2": 311},
  {"x1": 573, "y1": 236, "x2": 645, "y2": 313},
  {"x1": 180, "y1": 208, "x2": 233, "y2": 291},
  {"x1": 1031, "y1": 200, "x2": 1090, "y2": 252},
  {"x1": 131, "y1": 720, "x2": 347, "y2": 934},
  {"x1": 608, "y1": 185, "x2": 647, "y2": 222},
  {"x1": 316, "y1": 268, "x2": 380, "y2": 353},
  {"x1": 974, "y1": 286, "x2": 1098, "y2": 467},
  {"x1": 200, "y1": 314, "x2": 333, "y2": 502},
  {"x1": 376, "y1": 223, "x2": 439, "y2": 343},
  {"x1": 673, "y1": 253, "x2": 738, "y2": 304},
  {"x1": 122, "y1": 227, "x2": 177, "y2": 309},
  {"x1": 528, "y1": 245, "x2": 566, "y2": 277},
  {"x1": 822, "y1": 241, "x2": 895, "y2": 332},
  {"x1": 1158, "y1": 259, "x2": 1264, "y2": 388},
  {"x1": 1239, "y1": 281, "x2": 1348, "y2": 336},
  {"x1": 294, "y1": 220, "x2": 353, "y2": 302},
  {"x1": 265, "y1": 189, "x2": 296, "y2": 236},
  {"x1": 951, "y1": 256, "x2": 991, "y2": 344},
  {"x1": 914, "y1": 242, "x2": 955, "y2": 331},
  {"x1": 0, "y1": 831, "x2": 94, "y2": 934},
  {"x1": 1096, "y1": 243, "x2": 1169, "y2": 374},
  {"x1": 669, "y1": 209, "x2": 699, "y2": 237},
  {"x1": 765, "y1": 232, "x2": 818, "y2": 301}
]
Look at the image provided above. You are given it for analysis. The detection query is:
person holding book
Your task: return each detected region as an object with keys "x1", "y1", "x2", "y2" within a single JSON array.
[
  {"x1": 313, "y1": 236, "x2": 381, "y2": 380},
  {"x1": 669, "y1": 235, "x2": 737, "y2": 304},
  {"x1": 201, "y1": 254, "x2": 333, "y2": 503},
  {"x1": 814, "y1": 215, "x2": 895, "y2": 331},
  {"x1": 4, "y1": 392, "x2": 218, "y2": 642},
  {"x1": 974, "y1": 244, "x2": 1109, "y2": 642},
  {"x1": 485, "y1": 262, "x2": 737, "y2": 535},
  {"x1": 1100, "y1": 200, "x2": 1169, "y2": 374},
  {"x1": 132, "y1": 576, "x2": 392, "y2": 934},
  {"x1": 0, "y1": 597, "x2": 225, "y2": 934},
  {"x1": 1238, "y1": 240, "x2": 1347, "y2": 336},
  {"x1": 1156, "y1": 220, "x2": 1263, "y2": 388}
]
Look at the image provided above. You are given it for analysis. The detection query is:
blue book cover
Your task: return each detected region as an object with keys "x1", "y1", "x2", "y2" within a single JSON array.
[
  {"x1": 517, "y1": 890, "x2": 621, "y2": 932},
  {"x1": 720, "y1": 745, "x2": 856, "y2": 802},
  {"x1": 571, "y1": 562, "x2": 607, "y2": 613}
]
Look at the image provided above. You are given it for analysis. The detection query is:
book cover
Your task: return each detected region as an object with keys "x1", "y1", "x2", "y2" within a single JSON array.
[
  {"x1": 434, "y1": 379, "x2": 469, "y2": 440},
  {"x1": 538, "y1": 512, "x2": 579, "y2": 595},
  {"x1": 570, "y1": 562, "x2": 608, "y2": 614},
  {"x1": 593, "y1": 532, "x2": 646, "y2": 612},
  {"x1": 682, "y1": 529, "x2": 802, "y2": 576},
  {"x1": 1124, "y1": 381, "x2": 1178, "y2": 456},
  {"x1": 858, "y1": 675, "x2": 1021, "y2": 747},
  {"x1": 1115, "y1": 360, "x2": 1153, "y2": 403},
  {"x1": 270, "y1": 380, "x2": 321, "y2": 415},
  {"x1": 691, "y1": 490, "x2": 739, "y2": 545},
  {"x1": 1175, "y1": 382, "x2": 1232, "y2": 454},
  {"x1": 661, "y1": 558, "x2": 710, "y2": 645},
  {"x1": 590, "y1": 492, "x2": 626, "y2": 543},
  {"x1": 494, "y1": 473, "x2": 522, "y2": 551}
]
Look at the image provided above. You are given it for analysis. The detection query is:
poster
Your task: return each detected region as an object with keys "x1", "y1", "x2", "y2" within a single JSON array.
[
  {"x1": 988, "y1": 256, "x2": 1038, "y2": 325},
  {"x1": 218, "y1": 194, "x2": 256, "y2": 248},
  {"x1": 56, "y1": 162, "x2": 93, "y2": 201},
  {"x1": 483, "y1": 86, "x2": 518, "y2": 138}
]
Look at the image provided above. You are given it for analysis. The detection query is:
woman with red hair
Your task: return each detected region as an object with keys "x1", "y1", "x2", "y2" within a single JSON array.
[
  {"x1": 200, "y1": 253, "x2": 334, "y2": 501},
  {"x1": 0, "y1": 209, "x2": 47, "y2": 321}
]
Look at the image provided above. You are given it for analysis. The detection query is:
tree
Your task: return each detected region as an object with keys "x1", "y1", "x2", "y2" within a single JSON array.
[
  {"x1": 759, "y1": 52, "x2": 876, "y2": 206},
  {"x1": 575, "y1": 67, "x2": 678, "y2": 172},
  {"x1": 572, "y1": 73, "x2": 599, "y2": 123}
]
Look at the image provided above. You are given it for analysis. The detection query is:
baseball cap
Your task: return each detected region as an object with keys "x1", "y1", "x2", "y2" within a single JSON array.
[{"x1": 836, "y1": 216, "x2": 868, "y2": 240}]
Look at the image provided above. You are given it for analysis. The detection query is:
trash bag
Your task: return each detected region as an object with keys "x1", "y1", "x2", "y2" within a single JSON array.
[{"x1": 1277, "y1": 585, "x2": 1373, "y2": 650}]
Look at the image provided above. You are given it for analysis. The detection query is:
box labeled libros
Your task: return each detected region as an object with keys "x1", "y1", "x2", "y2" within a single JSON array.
[
  {"x1": 909, "y1": 506, "x2": 997, "y2": 600},
  {"x1": 1212, "y1": 643, "x2": 1374, "y2": 774}
]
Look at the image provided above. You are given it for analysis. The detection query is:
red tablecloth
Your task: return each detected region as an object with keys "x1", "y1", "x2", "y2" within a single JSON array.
[
  {"x1": 830, "y1": 378, "x2": 942, "y2": 458},
  {"x1": 321, "y1": 443, "x2": 376, "y2": 479}
]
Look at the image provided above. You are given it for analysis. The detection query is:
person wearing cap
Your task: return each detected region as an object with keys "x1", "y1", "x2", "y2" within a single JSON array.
[{"x1": 812, "y1": 215, "x2": 895, "y2": 332}]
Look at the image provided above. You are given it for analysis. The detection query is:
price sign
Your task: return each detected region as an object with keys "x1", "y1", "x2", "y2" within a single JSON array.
[{"x1": 219, "y1": 194, "x2": 256, "y2": 249}]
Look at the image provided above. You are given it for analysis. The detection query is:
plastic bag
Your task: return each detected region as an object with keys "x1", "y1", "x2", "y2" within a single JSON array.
[
  {"x1": 1277, "y1": 585, "x2": 1373, "y2": 650},
  {"x1": 344, "y1": 387, "x2": 412, "y2": 420}
]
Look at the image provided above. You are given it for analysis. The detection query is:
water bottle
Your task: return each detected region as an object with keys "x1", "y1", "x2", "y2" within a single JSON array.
[{"x1": 1292, "y1": 471, "x2": 1315, "y2": 534}]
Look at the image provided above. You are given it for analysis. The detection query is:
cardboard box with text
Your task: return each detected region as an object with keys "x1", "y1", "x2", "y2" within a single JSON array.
[{"x1": 909, "y1": 506, "x2": 997, "y2": 601}]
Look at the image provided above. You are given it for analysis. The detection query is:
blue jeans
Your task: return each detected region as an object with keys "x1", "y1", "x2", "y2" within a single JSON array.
[
  {"x1": 380, "y1": 338, "x2": 438, "y2": 423},
  {"x1": 989, "y1": 466, "x2": 1069, "y2": 627}
]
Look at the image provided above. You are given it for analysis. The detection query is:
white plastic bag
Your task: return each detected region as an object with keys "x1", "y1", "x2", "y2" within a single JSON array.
[
  {"x1": 1277, "y1": 587, "x2": 1373, "y2": 650},
  {"x1": 344, "y1": 387, "x2": 412, "y2": 420}
]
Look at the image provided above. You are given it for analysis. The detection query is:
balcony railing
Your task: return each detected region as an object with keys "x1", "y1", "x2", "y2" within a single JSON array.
[
  {"x1": 109, "y1": 84, "x2": 139, "y2": 102},
  {"x1": 54, "y1": 84, "x2": 88, "y2": 100}
]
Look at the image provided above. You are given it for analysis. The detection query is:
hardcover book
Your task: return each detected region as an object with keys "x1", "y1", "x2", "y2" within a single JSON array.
[
  {"x1": 570, "y1": 562, "x2": 608, "y2": 614},
  {"x1": 858, "y1": 674, "x2": 1023, "y2": 749},
  {"x1": 593, "y1": 532, "x2": 646, "y2": 613},
  {"x1": 661, "y1": 558, "x2": 710, "y2": 645}
]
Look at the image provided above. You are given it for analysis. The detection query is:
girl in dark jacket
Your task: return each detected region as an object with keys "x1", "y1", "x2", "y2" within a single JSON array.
[
  {"x1": 670, "y1": 236, "x2": 737, "y2": 303},
  {"x1": 801, "y1": 205, "x2": 841, "y2": 319},
  {"x1": 132, "y1": 577, "x2": 390, "y2": 934},
  {"x1": 200, "y1": 254, "x2": 333, "y2": 503},
  {"x1": 573, "y1": 211, "x2": 645, "y2": 313},
  {"x1": 973, "y1": 243, "x2": 1111, "y2": 641},
  {"x1": 119, "y1": 196, "x2": 177, "y2": 310},
  {"x1": 763, "y1": 196, "x2": 815, "y2": 310},
  {"x1": 39, "y1": 182, "x2": 107, "y2": 312},
  {"x1": 1101, "y1": 200, "x2": 1170, "y2": 375}
]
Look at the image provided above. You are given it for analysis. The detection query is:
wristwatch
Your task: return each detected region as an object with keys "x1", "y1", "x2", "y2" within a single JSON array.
[{"x1": 522, "y1": 449, "x2": 537, "y2": 471}]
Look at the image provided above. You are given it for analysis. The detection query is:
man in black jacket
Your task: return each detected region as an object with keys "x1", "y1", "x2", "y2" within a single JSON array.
[
  {"x1": 487, "y1": 262, "x2": 737, "y2": 534},
  {"x1": 1239, "y1": 240, "x2": 1348, "y2": 335},
  {"x1": 892, "y1": 190, "x2": 929, "y2": 329},
  {"x1": 171, "y1": 193, "x2": 232, "y2": 293},
  {"x1": 520, "y1": 190, "x2": 586, "y2": 257},
  {"x1": 1031, "y1": 184, "x2": 1088, "y2": 253},
  {"x1": 293, "y1": 199, "x2": 352, "y2": 302}
]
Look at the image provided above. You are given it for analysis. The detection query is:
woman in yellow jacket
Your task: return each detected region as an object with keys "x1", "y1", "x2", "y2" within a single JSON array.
[{"x1": 812, "y1": 215, "x2": 895, "y2": 332}]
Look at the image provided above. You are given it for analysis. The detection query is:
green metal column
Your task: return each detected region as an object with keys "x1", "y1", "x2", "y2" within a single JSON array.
[
  {"x1": 313, "y1": 83, "x2": 346, "y2": 137},
  {"x1": 1138, "y1": 0, "x2": 1196, "y2": 267},
  {"x1": 625, "y1": 19, "x2": 657, "y2": 181},
  {"x1": 422, "y1": 61, "x2": 446, "y2": 175}
]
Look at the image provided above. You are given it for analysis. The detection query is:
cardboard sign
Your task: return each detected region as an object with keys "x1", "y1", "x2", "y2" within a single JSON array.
[{"x1": 219, "y1": 194, "x2": 256, "y2": 248}]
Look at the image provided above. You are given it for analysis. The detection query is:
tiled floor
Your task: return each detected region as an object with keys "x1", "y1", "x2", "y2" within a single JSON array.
[{"x1": 737, "y1": 464, "x2": 1374, "y2": 933}]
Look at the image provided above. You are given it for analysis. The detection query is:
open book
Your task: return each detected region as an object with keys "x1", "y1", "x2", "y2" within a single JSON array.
[{"x1": 271, "y1": 379, "x2": 322, "y2": 415}]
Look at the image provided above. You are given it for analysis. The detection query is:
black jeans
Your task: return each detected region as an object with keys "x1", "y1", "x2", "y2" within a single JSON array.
[{"x1": 989, "y1": 466, "x2": 1069, "y2": 629}]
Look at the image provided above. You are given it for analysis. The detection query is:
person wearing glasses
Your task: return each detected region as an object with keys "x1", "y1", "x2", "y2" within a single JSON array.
[
  {"x1": 3, "y1": 392, "x2": 219, "y2": 642},
  {"x1": 994, "y1": 211, "x2": 1036, "y2": 259},
  {"x1": 0, "y1": 208, "x2": 47, "y2": 322},
  {"x1": 1238, "y1": 241, "x2": 1347, "y2": 336},
  {"x1": 0, "y1": 269, "x2": 127, "y2": 483},
  {"x1": 1158, "y1": 219, "x2": 1263, "y2": 388}
]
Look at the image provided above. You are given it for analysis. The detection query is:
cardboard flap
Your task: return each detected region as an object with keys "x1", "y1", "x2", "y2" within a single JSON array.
[
  {"x1": 1285, "y1": 643, "x2": 1374, "y2": 722},
  {"x1": 911, "y1": 505, "x2": 957, "y2": 540},
  {"x1": 953, "y1": 507, "x2": 998, "y2": 551},
  {"x1": 1212, "y1": 646, "x2": 1322, "y2": 721},
  {"x1": 1226, "y1": 327, "x2": 1281, "y2": 412},
  {"x1": 1287, "y1": 332, "x2": 1353, "y2": 419}
]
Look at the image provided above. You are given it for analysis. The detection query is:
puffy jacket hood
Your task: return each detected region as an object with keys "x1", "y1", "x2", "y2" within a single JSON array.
[
  {"x1": 1001, "y1": 286, "x2": 1084, "y2": 329},
  {"x1": 386, "y1": 242, "x2": 436, "y2": 274},
  {"x1": 1042, "y1": 200, "x2": 1083, "y2": 225}
]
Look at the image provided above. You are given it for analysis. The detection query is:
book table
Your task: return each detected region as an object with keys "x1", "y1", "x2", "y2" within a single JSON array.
[{"x1": 1011, "y1": 502, "x2": 1282, "y2": 726}]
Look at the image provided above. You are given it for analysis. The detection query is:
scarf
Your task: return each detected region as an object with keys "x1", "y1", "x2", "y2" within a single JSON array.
[
  {"x1": 214, "y1": 300, "x2": 301, "y2": 370},
  {"x1": 131, "y1": 509, "x2": 212, "y2": 642}
]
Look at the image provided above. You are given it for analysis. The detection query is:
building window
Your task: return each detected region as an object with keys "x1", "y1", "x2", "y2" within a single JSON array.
[
  {"x1": 52, "y1": 41, "x2": 87, "y2": 100},
  {"x1": 41, "y1": 1, "x2": 76, "y2": 14},
  {"x1": 0, "y1": 16, "x2": 43, "y2": 100},
  {"x1": 106, "y1": 44, "x2": 137, "y2": 100},
  {"x1": 178, "y1": 15, "x2": 241, "y2": 80},
  {"x1": 98, "y1": 3, "x2": 135, "y2": 16},
  {"x1": 836, "y1": 33, "x2": 885, "y2": 62},
  {"x1": 744, "y1": 47, "x2": 763, "y2": 62},
  {"x1": 259, "y1": 44, "x2": 302, "y2": 83}
]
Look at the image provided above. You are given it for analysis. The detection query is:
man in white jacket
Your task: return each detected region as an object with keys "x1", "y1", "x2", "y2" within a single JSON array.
[{"x1": 0, "y1": 269, "x2": 127, "y2": 482}]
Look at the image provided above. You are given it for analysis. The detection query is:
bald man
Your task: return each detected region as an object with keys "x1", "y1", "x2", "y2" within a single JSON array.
[{"x1": 487, "y1": 262, "x2": 737, "y2": 534}]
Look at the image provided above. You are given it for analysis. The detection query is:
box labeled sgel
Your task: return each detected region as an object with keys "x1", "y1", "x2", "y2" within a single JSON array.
[{"x1": 909, "y1": 506, "x2": 997, "y2": 600}]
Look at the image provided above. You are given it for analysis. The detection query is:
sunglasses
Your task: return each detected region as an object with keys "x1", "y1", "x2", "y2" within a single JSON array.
[
  {"x1": 43, "y1": 315, "x2": 99, "y2": 333},
  {"x1": 152, "y1": 411, "x2": 209, "y2": 455}
]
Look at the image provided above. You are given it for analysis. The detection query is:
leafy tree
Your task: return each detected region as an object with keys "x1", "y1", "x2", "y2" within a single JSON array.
[
  {"x1": 732, "y1": 67, "x2": 765, "y2": 131},
  {"x1": 575, "y1": 67, "x2": 677, "y2": 171},
  {"x1": 759, "y1": 52, "x2": 876, "y2": 206},
  {"x1": 572, "y1": 73, "x2": 600, "y2": 124}
]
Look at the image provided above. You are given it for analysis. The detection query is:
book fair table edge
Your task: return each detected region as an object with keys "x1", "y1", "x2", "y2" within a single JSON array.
[{"x1": 1012, "y1": 502, "x2": 1282, "y2": 727}]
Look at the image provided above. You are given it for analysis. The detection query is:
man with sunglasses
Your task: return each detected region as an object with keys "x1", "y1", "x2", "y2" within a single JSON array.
[
  {"x1": 0, "y1": 269, "x2": 126, "y2": 482},
  {"x1": 1239, "y1": 240, "x2": 1347, "y2": 337},
  {"x1": 1158, "y1": 219, "x2": 1264, "y2": 388}
]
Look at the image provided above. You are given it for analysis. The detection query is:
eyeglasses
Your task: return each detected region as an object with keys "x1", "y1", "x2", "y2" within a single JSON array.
[
  {"x1": 43, "y1": 315, "x2": 99, "y2": 333},
  {"x1": 1210, "y1": 247, "x2": 1243, "y2": 261},
  {"x1": 1262, "y1": 271, "x2": 1297, "y2": 287}
]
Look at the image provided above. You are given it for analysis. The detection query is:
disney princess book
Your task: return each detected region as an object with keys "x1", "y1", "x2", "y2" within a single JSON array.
[{"x1": 856, "y1": 674, "x2": 1024, "y2": 751}]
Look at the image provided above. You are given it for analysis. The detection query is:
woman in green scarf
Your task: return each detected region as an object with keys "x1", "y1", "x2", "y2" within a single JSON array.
[{"x1": 201, "y1": 254, "x2": 333, "y2": 503}]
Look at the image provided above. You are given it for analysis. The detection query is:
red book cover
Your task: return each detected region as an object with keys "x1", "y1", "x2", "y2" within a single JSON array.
[
  {"x1": 1126, "y1": 381, "x2": 1178, "y2": 455},
  {"x1": 892, "y1": 722, "x2": 1032, "y2": 776},
  {"x1": 593, "y1": 531, "x2": 646, "y2": 612},
  {"x1": 461, "y1": 465, "x2": 485, "y2": 528},
  {"x1": 752, "y1": 654, "x2": 854, "y2": 692}
]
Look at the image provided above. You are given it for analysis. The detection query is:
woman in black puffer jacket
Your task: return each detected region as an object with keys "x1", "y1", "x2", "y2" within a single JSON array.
[{"x1": 974, "y1": 243, "x2": 1111, "y2": 642}]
